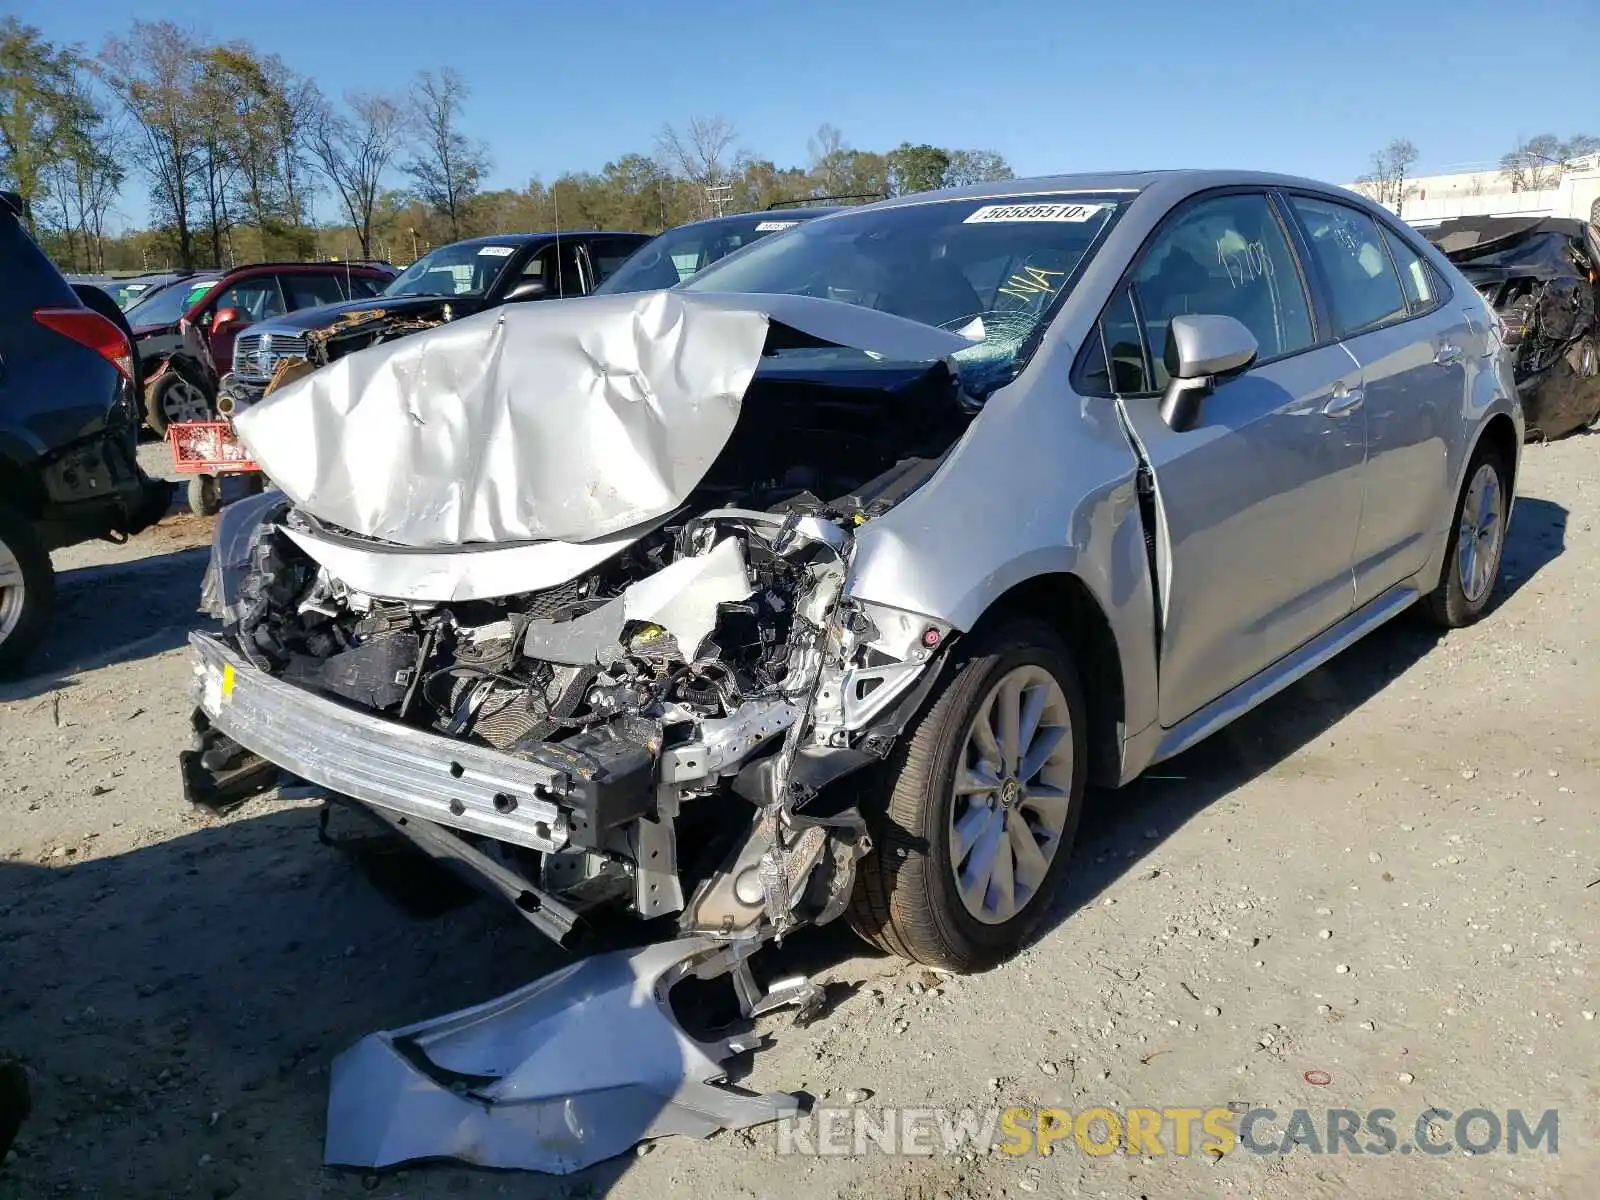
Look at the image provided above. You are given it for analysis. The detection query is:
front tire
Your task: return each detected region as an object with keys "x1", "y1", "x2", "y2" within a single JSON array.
[
  {"x1": 1422, "y1": 445, "x2": 1510, "y2": 628},
  {"x1": 0, "y1": 504, "x2": 56, "y2": 679},
  {"x1": 146, "y1": 370, "x2": 214, "y2": 436},
  {"x1": 848, "y1": 619, "x2": 1088, "y2": 972}
]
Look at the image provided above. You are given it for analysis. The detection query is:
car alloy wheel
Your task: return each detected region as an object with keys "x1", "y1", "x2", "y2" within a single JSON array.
[
  {"x1": 1456, "y1": 461, "x2": 1504, "y2": 606},
  {"x1": 0, "y1": 505, "x2": 54, "y2": 678},
  {"x1": 948, "y1": 664, "x2": 1075, "y2": 924},
  {"x1": 0, "y1": 534, "x2": 26, "y2": 646},
  {"x1": 162, "y1": 376, "x2": 212, "y2": 425}
]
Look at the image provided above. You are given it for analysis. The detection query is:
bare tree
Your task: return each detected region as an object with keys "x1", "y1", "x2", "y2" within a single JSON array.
[
  {"x1": 262, "y1": 57, "x2": 315, "y2": 230},
  {"x1": 41, "y1": 63, "x2": 124, "y2": 271},
  {"x1": 98, "y1": 21, "x2": 205, "y2": 267},
  {"x1": 1500, "y1": 133, "x2": 1600, "y2": 192},
  {"x1": 657, "y1": 116, "x2": 738, "y2": 214},
  {"x1": 1353, "y1": 138, "x2": 1419, "y2": 214},
  {"x1": 404, "y1": 68, "x2": 490, "y2": 241},
  {"x1": 808, "y1": 122, "x2": 848, "y2": 195},
  {"x1": 309, "y1": 89, "x2": 403, "y2": 258}
]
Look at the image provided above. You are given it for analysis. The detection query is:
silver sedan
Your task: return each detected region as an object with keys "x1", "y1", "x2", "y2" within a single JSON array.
[
  {"x1": 684, "y1": 170, "x2": 1521, "y2": 967},
  {"x1": 190, "y1": 170, "x2": 1520, "y2": 976}
]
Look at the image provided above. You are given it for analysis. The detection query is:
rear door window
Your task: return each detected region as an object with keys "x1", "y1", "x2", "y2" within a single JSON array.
[
  {"x1": 283, "y1": 273, "x2": 346, "y2": 309},
  {"x1": 1379, "y1": 227, "x2": 1442, "y2": 314},
  {"x1": 586, "y1": 236, "x2": 644, "y2": 284},
  {"x1": 1286, "y1": 195, "x2": 1408, "y2": 336}
]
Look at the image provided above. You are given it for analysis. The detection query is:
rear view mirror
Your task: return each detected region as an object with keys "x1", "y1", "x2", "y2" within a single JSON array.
[
  {"x1": 504, "y1": 278, "x2": 550, "y2": 303},
  {"x1": 1158, "y1": 314, "x2": 1258, "y2": 432}
]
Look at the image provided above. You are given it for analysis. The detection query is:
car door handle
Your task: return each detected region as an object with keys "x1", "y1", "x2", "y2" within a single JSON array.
[
  {"x1": 1435, "y1": 344, "x2": 1463, "y2": 366},
  {"x1": 1322, "y1": 385, "x2": 1364, "y2": 418}
]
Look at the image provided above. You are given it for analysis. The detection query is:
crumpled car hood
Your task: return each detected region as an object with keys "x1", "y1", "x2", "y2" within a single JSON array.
[{"x1": 233, "y1": 290, "x2": 972, "y2": 549}]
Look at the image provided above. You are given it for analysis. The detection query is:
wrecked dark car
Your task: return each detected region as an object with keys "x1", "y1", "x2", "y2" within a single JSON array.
[
  {"x1": 182, "y1": 174, "x2": 1522, "y2": 1172},
  {"x1": 1421, "y1": 214, "x2": 1600, "y2": 439}
]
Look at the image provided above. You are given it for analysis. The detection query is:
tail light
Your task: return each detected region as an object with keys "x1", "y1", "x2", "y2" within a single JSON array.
[{"x1": 33, "y1": 307, "x2": 135, "y2": 382}]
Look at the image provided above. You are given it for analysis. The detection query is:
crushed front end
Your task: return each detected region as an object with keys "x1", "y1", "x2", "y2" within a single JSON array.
[{"x1": 181, "y1": 292, "x2": 980, "y2": 956}]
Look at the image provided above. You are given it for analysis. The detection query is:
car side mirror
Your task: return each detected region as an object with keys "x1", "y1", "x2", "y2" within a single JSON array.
[
  {"x1": 211, "y1": 307, "x2": 241, "y2": 332},
  {"x1": 504, "y1": 278, "x2": 550, "y2": 302},
  {"x1": 1158, "y1": 314, "x2": 1259, "y2": 432}
]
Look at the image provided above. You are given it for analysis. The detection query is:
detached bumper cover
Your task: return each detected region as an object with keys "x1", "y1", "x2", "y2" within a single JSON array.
[
  {"x1": 324, "y1": 936, "x2": 799, "y2": 1173},
  {"x1": 189, "y1": 632, "x2": 576, "y2": 852}
]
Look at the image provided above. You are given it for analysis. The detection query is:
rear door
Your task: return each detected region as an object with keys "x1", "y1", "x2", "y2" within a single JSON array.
[
  {"x1": 1104, "y1": 190, "x2": 1367, "y2": 727},
  {"x1": 1283, "y1": 193, "x2": 1459, "y2": 604}
]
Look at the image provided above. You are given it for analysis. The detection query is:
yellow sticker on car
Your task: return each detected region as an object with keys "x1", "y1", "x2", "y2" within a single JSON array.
[{"x1": 221, "y1": 663, "x2": 235, "y2": 701}]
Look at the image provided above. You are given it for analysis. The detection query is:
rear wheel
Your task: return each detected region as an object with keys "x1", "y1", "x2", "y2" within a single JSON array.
[
  {"x1": 847, "y1": 619, "x2": 1088, "y2": 972},
  {"x1": 1422, "y1": 445, "x2": 1510, "y2": 628},
  {"x1": 1569, "y1": 336, "x2": 1600, "y2": 429},
  {"x1": 0, "y1": 504, "x2": 55, "y2": 679}
]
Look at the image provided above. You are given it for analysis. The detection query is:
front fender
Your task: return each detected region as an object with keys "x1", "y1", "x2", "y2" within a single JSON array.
[{"x1": 843, "y1": 375, "x2": 1161, "y2": 752}]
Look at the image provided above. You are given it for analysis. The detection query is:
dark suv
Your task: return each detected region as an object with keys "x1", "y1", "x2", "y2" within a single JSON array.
[
  {"x1": 222, "y1": 231, "x2": 647, "y2": 407},
  {"x1": 0, "y1": 191, "x2": 171, "y2": 676},
  {"x1": 128, "y1": 260, "x2": 397, "y2": 434}
]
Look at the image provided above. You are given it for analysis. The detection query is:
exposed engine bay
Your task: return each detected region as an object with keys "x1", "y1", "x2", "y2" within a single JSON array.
[{"x1": 187, "y1": 291, "x2": 980, "y2": 955}]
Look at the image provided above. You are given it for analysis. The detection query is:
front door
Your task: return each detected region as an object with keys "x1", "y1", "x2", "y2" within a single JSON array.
[
  {"x1": 206, "y1": 274, "x2": 286, "y2": 375},
  {"x1": 1110, "y1": 191, "x2": 1368, "y2": 728}
]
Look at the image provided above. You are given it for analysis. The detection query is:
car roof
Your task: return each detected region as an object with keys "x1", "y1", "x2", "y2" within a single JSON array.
[
  {"x1": 662, "y1": 208, "x2": 843, "y2": 234},
  {"x1": 865, "y1": 169, "x2": 1360, "y2": 210},
  {"x1": 433, "y1": 231, "x2": 646, "y2": 251},
  {"x1": 218, "y1": 260, "x2": 393, "y2": 275}
]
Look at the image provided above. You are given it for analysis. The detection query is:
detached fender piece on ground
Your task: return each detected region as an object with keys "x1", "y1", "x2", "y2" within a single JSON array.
[{"x1": 323, "y1": 936, "x2": 801, "y2": 1173}]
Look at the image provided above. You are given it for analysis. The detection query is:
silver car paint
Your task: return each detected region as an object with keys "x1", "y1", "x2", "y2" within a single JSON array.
[{"x1": 843, "y1": 170, "x2": 1520, "y2": 783}]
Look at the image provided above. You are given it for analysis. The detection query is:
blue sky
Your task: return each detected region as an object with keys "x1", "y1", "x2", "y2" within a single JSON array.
[{"x1": 14, "y1": 0, "x2": 1599, "y2": 230}]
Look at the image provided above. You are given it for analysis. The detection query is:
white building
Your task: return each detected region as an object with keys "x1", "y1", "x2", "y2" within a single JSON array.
[{"x1": 1343, "y1": 154, "x2": 1600, "y2": 227}]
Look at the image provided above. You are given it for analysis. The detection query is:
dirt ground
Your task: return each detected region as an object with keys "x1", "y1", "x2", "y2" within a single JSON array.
[{"x1": 2, "y1": 436, "x2": 1598, "y2": 1199}]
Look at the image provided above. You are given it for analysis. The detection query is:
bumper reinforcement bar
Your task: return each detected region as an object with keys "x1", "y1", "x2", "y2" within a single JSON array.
[{"x1": 189, "y1": 632, "x2": 571, "y2": 853}]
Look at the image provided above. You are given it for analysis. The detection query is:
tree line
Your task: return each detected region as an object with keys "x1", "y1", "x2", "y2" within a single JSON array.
[
  {"x1": 0, "y1": 18, "x2": 1013, "y2": 274},
  {"x1": 1353, "y1": 133, "x2": 1598, "y2": 215}
]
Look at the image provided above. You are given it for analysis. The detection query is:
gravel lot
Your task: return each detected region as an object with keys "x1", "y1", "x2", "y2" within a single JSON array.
[{"x1": 2, "y1": 435, "x2": 1597, "y2": 1199}]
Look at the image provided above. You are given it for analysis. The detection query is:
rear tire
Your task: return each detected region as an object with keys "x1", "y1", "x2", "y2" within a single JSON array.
[
  {"x1": 1422, "y1": 444, "x2": 1510, "y2": 628},
  {"x1": 0, "y1": 504, "x2": 55, "y2": 679},
  {"x1": 1569, "y1": 335, "x2": 1600, "y2": 429},
  {"x1": 847, "y1": 618, "x2": 1088, "y2": 972}
]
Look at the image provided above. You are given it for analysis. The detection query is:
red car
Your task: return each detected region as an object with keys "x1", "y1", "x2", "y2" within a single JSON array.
[{"x1": 132, "y1": 260, "x2": 396, "y2": 434}]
